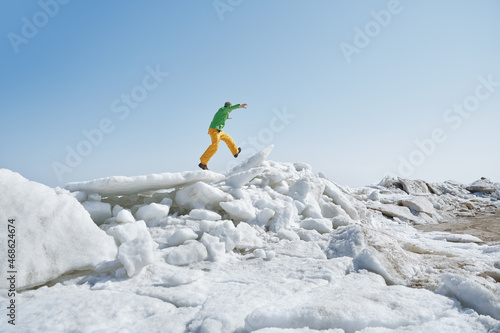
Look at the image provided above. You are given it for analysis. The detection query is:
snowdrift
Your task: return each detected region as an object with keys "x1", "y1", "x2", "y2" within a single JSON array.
[
  {"x1": 1, "y1": 146, "x2": 500, "y2": 332},
  {"x1": 0, "y1": 169, "x2": 118, "y2": 290}
]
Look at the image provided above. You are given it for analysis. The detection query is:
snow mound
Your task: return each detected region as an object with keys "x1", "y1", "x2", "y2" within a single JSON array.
[
  {"x1": 0, "y1": 169, "x2": 118, "y2": 290},
  {"x1": 4, "y1": 145, "x2": 500, "y2": 332}
]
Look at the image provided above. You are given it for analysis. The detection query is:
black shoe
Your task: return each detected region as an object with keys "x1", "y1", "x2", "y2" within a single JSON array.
[
  {"x1": 234, "y1": 147, "x2": 242, "y2": 158},
  {"x1": 198, "y1": 163, "x2": 208, "y2": 170}
]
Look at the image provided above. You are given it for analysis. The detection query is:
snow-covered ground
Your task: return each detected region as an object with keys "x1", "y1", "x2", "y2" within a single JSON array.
[{"x1": 1, "y1": 145, "x2": 500, "y2": 333}]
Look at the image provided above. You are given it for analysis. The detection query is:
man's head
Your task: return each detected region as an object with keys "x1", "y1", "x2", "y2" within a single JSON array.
[{"x1": 224, "y1": 102, "x2": 232, "y2": 107}]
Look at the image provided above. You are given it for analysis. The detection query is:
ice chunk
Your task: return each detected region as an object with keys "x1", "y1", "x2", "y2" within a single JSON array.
[
  {"x1": 112, "y1": 204, "x2": 123, "y2": 217},
  {"x1": 135, "y1": 202, "x2": 170, "y2": 222},
  {"x1": 118, "y1": 236, "x2": 156, "y2": 277},
  {"x1": 168, "y1": 228, "x2": 199, "y2": 247},
  {"x1": 228, "y1": 145, "x2": 273, "y2": 174},
  {"x1": 0, "y1": 169, "x2": 118, "y2": 290},
  {"x1": 200, "y1": 233, "x2": 226, "y2": 262},
  {"x1": 200, "y1": 220, "x2": 218, "y2": 233},
  {"x1": 209, "y1": 220, "x2": 241, "y2": 252},
  {"x1": 277, "y1": 229, "x2": 300, "y2": 241},
  {"x1": 106, "y1": 220, "x2": 157, "y2": 276},
  {"x1": 353, "y1": 249, "x2": 399, "y2": 285},
  {"x1": 365, "y1": 202, "x2": 418, "y2": 222},
  {"x1": 331, "y1": 215, "x2": 353, "y2": 228},
  {"x1": 266, "y1": 251, "x2": 276, "y2": 260},
  {"x1": 253, "y1": 249, "x2": 266, "y2": 258},
  {"x1": 65, "y1": 170, "x2": 225, "y2": 196},
  {"x1": 189, "y1": 209, "x2": 222, "y2": 221},
  {"x1": 289, "y1": 177, "x2": 325, "y2": 219},
  {"x1": 322, "y1": 180, "x2": 359, "y2": 220},
  {"x1": 300, "y1": 218, "x2": 333, "y2": 234},
  {"x1": 166, "y1": 240, "x2": 208, "y2": 266},
  {"x1": 257, "y1": 208, "x2": 275, "y2": 225},
  {"x1": 224, "y1": 167, "x2": 265, "y2": 187},
  {"x1": 320, "y1": 199, "x2": 345, "y2": 218},
  {"x1": 235, "y1": 222, "x2": 264, "y2": 249},
  {"x1": 466, "y1": 178, "x2": 497, "y2": 193},
  {"x1": 82, "y1": 201, "x2": 112, "y2": 225},
  {"x1": 325, "y1": 224, "x2": 365, "y2": 259},
  {"x1": 269, "y1": 203, "x2": 298, "y2": 232},
  {"x1": 399, "y1": 196, "x2": 436, "y2": 216},
  {"x1": 220, "y1": 199, "x2": 256, "y2": 221},
  {"x1": 368, "y1": 190, "x2": 380, "y2": 201},
  {"x1": 175, "y1": 181, "x2": 232, "y2": 210},
  {"x1": 116, "y1": 209, "x2": 135, "y2": 224}
]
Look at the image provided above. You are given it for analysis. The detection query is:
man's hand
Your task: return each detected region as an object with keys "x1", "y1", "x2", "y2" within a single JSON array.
[{"x1": 239, "y1": 103, "x2": 247, "y2": 108}]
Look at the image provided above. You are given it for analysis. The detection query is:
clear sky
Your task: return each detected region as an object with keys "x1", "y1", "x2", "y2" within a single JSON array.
[{"x1": 1, "y1": 0, "x2": 499, "y2": 188}]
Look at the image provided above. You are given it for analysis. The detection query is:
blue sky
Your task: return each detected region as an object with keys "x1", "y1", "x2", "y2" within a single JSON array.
[{"x1": 1, "y1": 0, "x2": 499, "y2": 188}]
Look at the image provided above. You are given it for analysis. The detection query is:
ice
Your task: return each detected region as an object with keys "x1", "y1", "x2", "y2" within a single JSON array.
[
  {"x1": 65, "y1": 170, "x2": 225, "y2": 196},
  {"x1": 399, "y1": 196, "x2": 437, "y2": 216},
  {"x1": 106, "y1": 220, "x2": 157, "y2": 276},
  {"x1": 0, "y1": 169, "x2": 117, "y2": 290},
  {"x1": 244, "y1": 271, "x2": 485, "y2": 332},
  {"x1": 277, "y1": 229, "x2": 301, "y2": 241},
  {"x1": 228, "y1": 144, "x2": 274, "y2": 174},
  {"x1": 257, "y1": 207, "x2": 276, "y2": 224},
  {"x1": 168, "y1": 228, "x2": 199, "y2": 247},
  {"x1": 437, "y1": 273, "x2": 500, "y2": 320},
  {"x1": 224, "y1": 167, "x2": 265, "y2": 187},
  {"x1": 322, "y1": 180, "x2": 359, "y2": 220},
  {"x1": 209, "y1": 220, "x2": 242, "y2": 252},
  {"x1": 115, "y1": 209, "x2": 135, "y2": 224},
  {"x1": 366, "y1": 201, "x2": 418, "y2": 222},
  {"x1": 189, "y1": 208, "x2": 222, "y2": 221},
  {"x1": 269, "y1": 202, "x2": 298, "y2": 231},
  {"x1": 175, "y1": 181, "x2": 232, "y2": 210},
  {"x1": 220, "y1": 199, "x2": 256, "y2": 221},
  {"x1": 235, "y1": 222, "x2": 265, "y2": 249},
  {"x1": 2, "y1": 146, "x2": 500, "y2": 332},
  {"x1": 299, "y1": 218, "x2": 333, "y2": 233},
  {"x1": 200, "y1": 233, "x2": 226, "y2": 262},
  {"x1": 7, "y1": 284, "x2": 194, "y2": 333},
  {"x1": 135, "y1": 202, "x2": 170, "y2": 223},
  {"x1": 325, "y1": 224, "x2": 365, "y2": 259},
  {"x1": 82, "y1": 200, "x2": 112, "y2": 225},
  {"x1": 166, "y1": 240, "x2": 208, "y2": 266}
]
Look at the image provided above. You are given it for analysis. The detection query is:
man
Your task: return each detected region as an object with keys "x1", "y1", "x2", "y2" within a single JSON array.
[{"x1": 199, "y1": 101, "x2": 248, "y2": 170}]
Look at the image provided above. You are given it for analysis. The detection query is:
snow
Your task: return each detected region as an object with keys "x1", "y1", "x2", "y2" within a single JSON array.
[
  {"x1": 168, "y1": 228, "x2": 199, "y2": 247},
  {"x1": 166, "y1": 240, "x2": 208, "y2": 266},
  {"x1": 299, "y1": 217, "x2": 333, "y2": 233},
  {"x1": 135, "y1": 202, "x2": 170, "y2": 221},
  {"x1": 0, "y1": 169, "x2": 117, "y2": 290},
  {"x1": 189, "y1": 208, "x2": 222, "y2": 221},
  {"x1": 175, "y1": 181, "x2": 232, "y2": 210},
  {"x1": 106, "y1": 220, "x2": 157, "y2": 277},
  {"x1": 2, "y1": 147, "x2": 500, "y2": 332},
  {"x1": 115, "y1": 209, "x2": 135, "y2": 224}
]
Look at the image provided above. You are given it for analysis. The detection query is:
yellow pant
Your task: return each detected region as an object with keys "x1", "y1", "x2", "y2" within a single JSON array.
[{"x1": 200, "y1": 128, "x2": 238, "y2": 165}]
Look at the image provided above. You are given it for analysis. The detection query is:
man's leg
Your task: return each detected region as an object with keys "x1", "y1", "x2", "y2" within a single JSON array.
[
  {"x1": 219, "y1": 131, "x2": 239, "y2": 156},
  {"x1": 200, "y1": 129, "x2": 221, "y2": 165}
]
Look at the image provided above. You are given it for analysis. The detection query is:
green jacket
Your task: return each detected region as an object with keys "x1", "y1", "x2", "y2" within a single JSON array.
[{"x1": 209, "y1": 104, "x2": 240, "y2": 131}]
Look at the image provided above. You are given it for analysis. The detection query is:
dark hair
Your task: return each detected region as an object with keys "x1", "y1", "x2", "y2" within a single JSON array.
[{"x1": 224, "y1": 102, "x2": 232, "y2": 107}]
